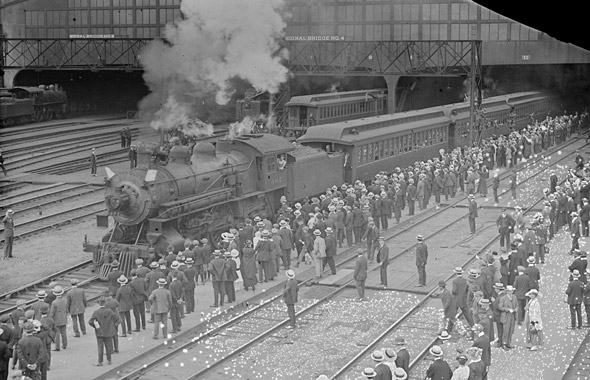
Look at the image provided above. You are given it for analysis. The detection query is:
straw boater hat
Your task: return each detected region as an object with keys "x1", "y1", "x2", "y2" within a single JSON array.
[
  {"x1": 438, "y1": 330, "x2": 451, "y2": 340},
  {"x1": 527, "y1": 256, "x2": 536, "y2": 264},
  {"x1": 117, "y1": 275, "x2": 128, "y2": 284},
  {"x1": 416, "y1": 235, "x2": 424, "y2": 241},
  {"x1": 70, "y1": 278, "x2": 80, "y2": 285},
  {"x1": 185, "y1": 257, "x2": 194, "y2": 264},
  {"x1": 156, "y1": 278, "x2": 167, "y2": 286},
  {"x1": 313, "y1": 229, "x2": 321, "y2": 236},
  {"x1": 393, "y1": 368, "x2": 408, "y2": 380},
  {"x1": 52, "y1": 286, "x2": 64, "y2": 296},
  {"x1": 429, "y1": 345, "x2": 443, "y2": 357},
  {"x1": 371, "y1": 350, "x2": 384, "y2": 362},
  {"x1": 36, "y1": 290, "x2": 47, "y2": 299},
  {"x1": 149, "y1": 261, "x2": 158, "y2": 268},
  {"x1": 286, "y1": 270, "x2": 295, "y2": 279},
  {"x1": 572, "y1": 269, "x2": 581, "y2": 278},
  {"x1": 362, "y1": 368, "x2": 377, "y2": 379},
  {"x1": 453, "y1": 267, "x2": 463, "y2": 275},
  {"x1": 384, "y1": 348, "x2": 397, "y2": 360}
]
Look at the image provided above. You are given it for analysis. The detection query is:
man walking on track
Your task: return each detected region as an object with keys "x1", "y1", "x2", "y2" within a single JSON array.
[
  {"x1": 377, "y1": 236, "x2": 389, "y2": 288},
  {"x1": 3, "y1": 209, "x2": 15, "y2": 259},
  {"x1": 353, "y1": 248, "x2": 368, "y2": 301},
  {"x1": 468, "y1": 194, "x2": 478, "y2": 234},
  {"x1": 90, "y1": 147, "x2": 97, "y2": 177},
  {"x1": 415, "y1": 235, "x2": 428, "y2": 287},
  {"x1": 283, "y1": 270, "x2": 298, "y2": 329}
]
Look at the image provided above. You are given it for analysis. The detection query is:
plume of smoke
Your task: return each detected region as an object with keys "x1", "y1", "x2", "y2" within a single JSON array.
[
  {"x1": 138, "y1": 0, "x2": 289, "y2": 134},
  {"x1": 227, "y1": 116, "x2": 255, "y2": 140}
]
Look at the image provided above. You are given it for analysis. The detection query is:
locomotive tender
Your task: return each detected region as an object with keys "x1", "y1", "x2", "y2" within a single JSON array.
[{"x1": 85, "y1": 91, "x2": 551, "y2": 278}]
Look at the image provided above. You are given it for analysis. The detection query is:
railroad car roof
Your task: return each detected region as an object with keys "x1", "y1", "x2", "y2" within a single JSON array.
[
  {"x1": 285, "y1": 89, "x2": 387, "y2": 107},
  {"x1": 506, "y1": 91, "x2": 546, "y2": 105},
  {"x1": 298, "y1": 111, "x2": 448, "y2": 145},
  {"x1": 226, "y1": 133, "x2": 295, "y2": 156}
]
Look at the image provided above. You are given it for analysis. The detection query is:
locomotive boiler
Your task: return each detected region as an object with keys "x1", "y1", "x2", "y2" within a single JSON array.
[{"x1": 84, "y1": 133, "x2": 345, "y2": 278}]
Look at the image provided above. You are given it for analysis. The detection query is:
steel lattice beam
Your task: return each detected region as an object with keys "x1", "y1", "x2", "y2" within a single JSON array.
[
  {"x1": 1, "y1": 38, "x2": 151, "y2": 70},
  {"x1": 284, "y1": 40, "x2": 481, "y2": 78}
]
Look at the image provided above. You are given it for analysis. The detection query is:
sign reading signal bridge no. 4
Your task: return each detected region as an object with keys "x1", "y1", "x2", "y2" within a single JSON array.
[{"x1": 285, "y1": 36, "x2": 345, "y2": 41}]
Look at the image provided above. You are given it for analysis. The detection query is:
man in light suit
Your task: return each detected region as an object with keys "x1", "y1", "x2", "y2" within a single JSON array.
[
  {"x1": 353, "y1": 249, "x2": 368, "y2": 301},
  {"x1": 149, "y1": 278, "x2": 172, "y2": 340},
  {"x1": 377, "y1": 237, "x2": 389, "y2": 288},
  {"x1": 66, "y1": 278, "x2": 87, "y2": 337},
  {"x1": 498, "y1": 285, "x2": 518, "y2": 350},
  {"x1": 49, "y1": 286, "x2": 68, "y2": 351}
]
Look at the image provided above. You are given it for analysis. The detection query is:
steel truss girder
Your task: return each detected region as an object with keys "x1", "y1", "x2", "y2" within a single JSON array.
[
  {"x1": 1, "y1": 38, "x2": 151, "y2": 70},
  {"x1": 284, "y1": 40, "x2": 482, "y2": 77}
]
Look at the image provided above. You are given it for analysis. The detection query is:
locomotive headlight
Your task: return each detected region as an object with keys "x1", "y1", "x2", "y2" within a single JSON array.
[{"x1": 106, "y1": 195, "x2": 121, "y2": 211}]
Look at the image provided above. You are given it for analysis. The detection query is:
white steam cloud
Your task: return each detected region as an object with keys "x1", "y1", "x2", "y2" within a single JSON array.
[{"x1": 138, "y1": 0, "x2": 289, "y2": 134}]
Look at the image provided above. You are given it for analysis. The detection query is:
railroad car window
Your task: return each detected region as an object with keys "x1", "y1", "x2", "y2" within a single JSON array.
[
  {"x1": 360, "y1": 102, "x2": 365, "y2": 113},
  {"x1": 384, "y1": 139, "x2": 390, "y2": 157},
  {"x1": 266, "y1": 156, "x2": 277, "y2": 172}
]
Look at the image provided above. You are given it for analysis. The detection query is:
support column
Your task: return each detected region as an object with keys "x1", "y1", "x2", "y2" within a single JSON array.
[
  {"x1": 383, "y1": 75, "x2": 400, "y2": 114},
  {"x1": 1, "y1": 69, "x2": 21, "y2": 88}
]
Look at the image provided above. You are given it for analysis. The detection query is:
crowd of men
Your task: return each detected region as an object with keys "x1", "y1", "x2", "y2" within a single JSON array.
[{"x1": 2, "y1": 111, "x2": 586, "y2": 380}]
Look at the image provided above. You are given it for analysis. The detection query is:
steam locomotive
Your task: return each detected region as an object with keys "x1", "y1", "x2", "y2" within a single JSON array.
[
  {"x1": 0, "y1": 85, "x2": 68, "y2": 127},
  {"x1": 84, "y1": 91, "x2": 552, "y2": 278}
]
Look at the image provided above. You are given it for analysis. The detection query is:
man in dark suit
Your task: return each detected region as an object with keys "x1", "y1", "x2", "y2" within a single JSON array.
[
  {"x1": 283, "y1": 270, "x2": 298, "y2": 329},
  {"x1": 377, "y1": 237, "x2": 389, "y2": 288},
  {"x1": 452, "y1": 267, "x2": 473, "y2": 327},
  {"x1": 66, "y1": 278, "x2": 87, "y2": 337},
  {"x1": 209, "y1": 250, "x2": 226, "y2": 308},
  {"x1": 2, "y1": 209, "x2": 14, "y2": 259},
  {"x1": 90, "y1": 147, "x2": 97, "y2": 176},
  {"x1": 415, "y1": 235, "x2": 428, "y2": 287},
  {"x1": 88, "y1": 297, "x2": 120, "y2": 366},
  {"x1": 468, "y1": 194, "x2": 478, "y2": 234},
  {"x1": 129, "y1": 269, "x2": 147, "y2": 331},
  {"x1": 496, "y1": 208, "x2": 515, "y2": 251},
  {"x1": 569, "y1": 250, "x2": 588, "y2": 283},
  {"x1": 567, "y1": 269, "x2": 585, "y2": 329},
  {"x1": 16, "y1": 322, "x2": 47, "y2": 379},
  {"x1": 115, "y1": 275, "x2": 133, "y2": 337},
  {"x1": 513, "y1": 266, "x2": 530, "y2": 325},
  {"x1": 353, "y1": 249, "x2": 368, "y2": 301},
  {"x1": 168, "y1": 272, "x2": 183, "y2": 334},
  {"x1": 371, "y1": 350, "x2": 392, "y2": 380},
  {"x1": 0, "y1": 338, "x2": 10, "y2": 380},
  {"x1": 10, "y1": 300, "x2": 26, "y2": 328},
  {"x1": 30, "y1": 291, "x2": 49, "y2": 321},
  {"x1": 438, "y1": 280, "x2": 457, "y2": 333},
  {"x1": 223, "y1": 252, "x2": 238, "y2": 303},
  {"x1": 425, "y1": 345, "x2": 452, "y2": 380},
  {"x1": 394, "y1": 336, "x2": 410, "y2": 375},
  {"x1": 472, "y1": 323, "x2": 491, "y2": 378},
  {"x1": 183, "y1": 258, "x2": 197, "y2": 314}
]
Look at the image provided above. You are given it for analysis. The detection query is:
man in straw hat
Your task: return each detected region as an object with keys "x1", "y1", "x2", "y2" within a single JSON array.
[
  {"x1": 498, "y1": 285, "x2": 518, "y2": 350},
  {"x1": 415, "y1": 235, "x2": 428, "y2": 287},
  {"x1": 88, "y1": 296, "x2": 119, "y2": 366},
  {"x1": 49, "y1": 286, "x2": 68, "y2": 351},
  {"x1": 129, "y1": 269, "x2": 148, "y2": 331},
  {"x1": 283, "y1": 270, "x2": 298, "y2": 329},
  {"x1": 67, "y1": 278, "x2": 87, "y2": 337},
  {"x1": 425, "y1": 345, "x2": 452, "y2": 380},
  {"x1": 115, "y1": 275, "x2": 133, "y2": 337},
  {"x1": 370, "y1": 349, "x2": 392, "y2": 380},
  {"x1": 312, "y1": 229, "x2": 326, "y2": 279},
  {"x1": 567, "y1": 269, "x2": 584, "y2": 329},
  {"x1": 149, "y1": 278, "x2": 172, "y2": 339},
  {"x1": 361, "y1": 367, "x2": 377, "y2": 379},
  {"x1": 209, "y1": 250, "x2": 226, "y2": 308},
  {"x1": 30, "y1": 291, "x2": 48, "y2": 321}
]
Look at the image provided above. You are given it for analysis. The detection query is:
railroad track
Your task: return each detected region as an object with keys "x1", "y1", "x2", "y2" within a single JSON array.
[
  {"x1": 0, "y1": 259, "x2": 107, "y2": 319},
  {"x1": 92, "y1": 139, "x2": 584, "y2": 380}
]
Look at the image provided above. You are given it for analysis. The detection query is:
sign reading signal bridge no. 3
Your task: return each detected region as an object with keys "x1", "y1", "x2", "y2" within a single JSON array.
[{"x1": 285, "y1": 36, "x2": 345, "y2": 41}]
